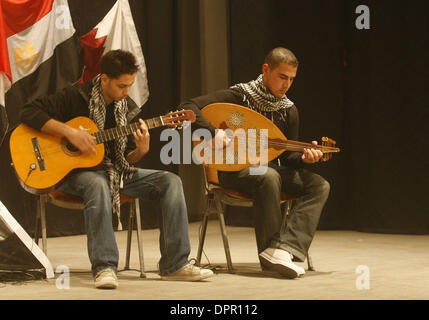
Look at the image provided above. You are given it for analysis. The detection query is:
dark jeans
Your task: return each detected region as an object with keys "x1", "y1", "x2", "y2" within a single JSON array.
[{"x1": 218, "y1": 163, "x2": 330, "y2": 262}]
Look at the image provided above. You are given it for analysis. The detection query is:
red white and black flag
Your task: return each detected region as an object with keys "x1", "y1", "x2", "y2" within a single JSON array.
[
  {"x1": 0, "y1": 0, "x2": 83, "y2": 133},
  {"x1": 79, "y1": 0, "x2": 149, "y2": 114}
]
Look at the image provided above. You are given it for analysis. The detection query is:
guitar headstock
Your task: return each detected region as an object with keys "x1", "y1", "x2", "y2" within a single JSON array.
[{"x1": 162, "y1": 109, "x2": 196, "y2": 130}]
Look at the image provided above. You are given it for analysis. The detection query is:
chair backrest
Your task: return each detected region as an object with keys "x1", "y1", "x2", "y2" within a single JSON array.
[
  {"x1": 48, "y1": 191, "x2": 135, "y2": 207},
  {"x1": 204, "y1": 166, "x2": 220, "y2": 185},
  {"x1": 46, "y1": 191, "x2": 84, "y2": 210}
]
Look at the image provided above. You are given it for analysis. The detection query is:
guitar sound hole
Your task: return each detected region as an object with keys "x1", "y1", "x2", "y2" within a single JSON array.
[
  {"x1": 66, "y1": 142, "x2": 79, "y2": 152},
  {"x1": 61, "y1": 138, "x2": 81, "y2": 156}
]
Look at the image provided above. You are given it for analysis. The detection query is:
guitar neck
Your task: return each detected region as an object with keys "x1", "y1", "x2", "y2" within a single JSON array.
[{"x1": 92, "y1": 116, "x2": 164, "y2": 144}]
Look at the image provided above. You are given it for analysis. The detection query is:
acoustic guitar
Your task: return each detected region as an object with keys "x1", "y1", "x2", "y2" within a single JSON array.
[
  {"x1": 194, "y1": 103, "x2": 340, "y2": 171},
  {"x1": 10, "y1": 109, "x2": 195, "y2": 194}
]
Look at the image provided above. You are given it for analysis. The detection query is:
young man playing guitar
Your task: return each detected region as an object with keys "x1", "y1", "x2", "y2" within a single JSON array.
[
  {"x1": 181, "y1": 47, "x2": 330, "y2": 279},
  {"x1": 20, "y1": 49, "x2": 214, "y2": 289}
]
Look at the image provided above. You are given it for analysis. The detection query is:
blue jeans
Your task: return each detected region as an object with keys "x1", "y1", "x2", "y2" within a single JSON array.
[{"x1": 58, "y1": 169, "x2": 191, "y2": 276}]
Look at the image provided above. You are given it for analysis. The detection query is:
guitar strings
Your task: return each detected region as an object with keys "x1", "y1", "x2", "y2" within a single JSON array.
[{"x1": 25, "y1": 115, "x2": 188, "y2": 160}]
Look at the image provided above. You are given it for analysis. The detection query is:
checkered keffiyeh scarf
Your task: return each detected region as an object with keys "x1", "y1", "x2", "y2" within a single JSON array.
[
  {"x1": 230, "y1": 74, "x2": 294, "y2": 112},
  {"x1": 88, "y1": 75, "x2": 137, "y2": 225}
]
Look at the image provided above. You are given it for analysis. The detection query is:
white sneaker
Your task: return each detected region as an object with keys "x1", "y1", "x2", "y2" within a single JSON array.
[
  {"x1": 94, "y1": 268, "x2": 118, "y2": 289},
  {"x1": 161, "y1": 263, "x2": 215, "y2": 281},
  {"x1": 259, "y1": 248, "x2": 305, "y2": 279}
]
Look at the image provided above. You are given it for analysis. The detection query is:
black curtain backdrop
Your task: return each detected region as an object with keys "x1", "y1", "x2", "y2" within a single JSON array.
[
  {"x1": 228, "y1": 0, "x2": 429, "y2": 234},
  {"x1": 0, "y1": 0, "x2": 182, "y2": 236},
  {"x1": 1, "y1": 0, "x2": 428, "y2": 237},
  {"x1": 342, "y1": 0, "x2": 429, "y2": 233}
]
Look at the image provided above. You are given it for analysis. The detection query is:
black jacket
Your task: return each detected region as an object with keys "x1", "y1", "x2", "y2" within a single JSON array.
[{"x1": 20, "y1": 79, "x2": 140, "y2": 157}]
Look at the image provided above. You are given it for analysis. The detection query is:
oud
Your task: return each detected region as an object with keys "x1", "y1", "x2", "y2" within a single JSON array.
[{"x1": 194, "y1": 103, "x2": 340, "y2": 171}]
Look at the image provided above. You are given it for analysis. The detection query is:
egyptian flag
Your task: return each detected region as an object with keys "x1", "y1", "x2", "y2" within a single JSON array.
[
  {"x1": 0, "y1": 0, "x2": 83, "y2": 133},
  {"x1": 79, "y1": 0, "x2": 149, "y2": 113}
]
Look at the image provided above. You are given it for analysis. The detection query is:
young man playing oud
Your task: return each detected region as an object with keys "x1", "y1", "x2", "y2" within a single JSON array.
[{"x1": 180, "y1": 47, "x2": 330, "y2": 279}]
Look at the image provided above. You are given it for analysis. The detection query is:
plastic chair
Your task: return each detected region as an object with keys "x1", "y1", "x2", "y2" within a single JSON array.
[
  {"x1": 196, "y1": 166, "x2": 314, "y2": 273},
  {"x1": 34, "y1": 191, "x2": 145, "y2": 278}
]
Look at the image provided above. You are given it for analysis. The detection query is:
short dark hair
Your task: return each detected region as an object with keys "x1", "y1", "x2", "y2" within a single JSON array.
[
  {"x1": 264, "y1": 47, "x2": 299, "y2": 69},
  {"x1": 100, "y1": 49, "x2": 139, "y2": 79}
]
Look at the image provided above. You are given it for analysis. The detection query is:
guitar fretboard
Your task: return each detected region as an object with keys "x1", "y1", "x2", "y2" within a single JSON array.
[{"x1": 92, "y1": 116, "x2": 164, "y2": 144}]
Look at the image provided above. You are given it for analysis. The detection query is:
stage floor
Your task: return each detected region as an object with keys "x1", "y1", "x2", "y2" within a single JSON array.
[{"x1": 1, "y1": 220, "x2": 428, "y2": 300}]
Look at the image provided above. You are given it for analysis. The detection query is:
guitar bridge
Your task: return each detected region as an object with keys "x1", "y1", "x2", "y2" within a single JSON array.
[{"x1": 31, "y1": 137, "x2": 46, "y2": 171}]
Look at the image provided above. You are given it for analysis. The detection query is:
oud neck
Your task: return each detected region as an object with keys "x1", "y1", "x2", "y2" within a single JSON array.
[
  {"x1": 268, "y1": 138, "x2": 340, "y2": 153},
  {"x1": 92, "y1": 116, "x2": 164, "y2": 144}
]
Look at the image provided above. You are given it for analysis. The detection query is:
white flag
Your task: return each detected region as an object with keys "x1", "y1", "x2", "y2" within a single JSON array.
[{"x1": 79, "y1": 0, "x2": 149, "y2": 112}]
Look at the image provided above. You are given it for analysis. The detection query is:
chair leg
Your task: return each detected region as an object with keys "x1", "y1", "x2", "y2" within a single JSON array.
[
  {"x1": 196, "y1": 204, "x2": 210, "y2": 266},
  {"x1": 38, "y1": 194, "x2": 48, "y2": 255},
  {"x1": 307, "y1": 253, "x2": 315, "y2": 271},
  {"x1": 214, "y1": 192, "x2": 234, "y2": 273},
  {"x1": 125, "y1": 202, "x2": 134, "y2": 270},
  {"x1": 281, "y1": 200, "x2": 292, "y2": 230},
  {"x1": 133, "y1": 199, "x2": 146, "y2": 278},
  {"x1": 35, "y1": 197, "x2": 41, "y2": 245}
]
